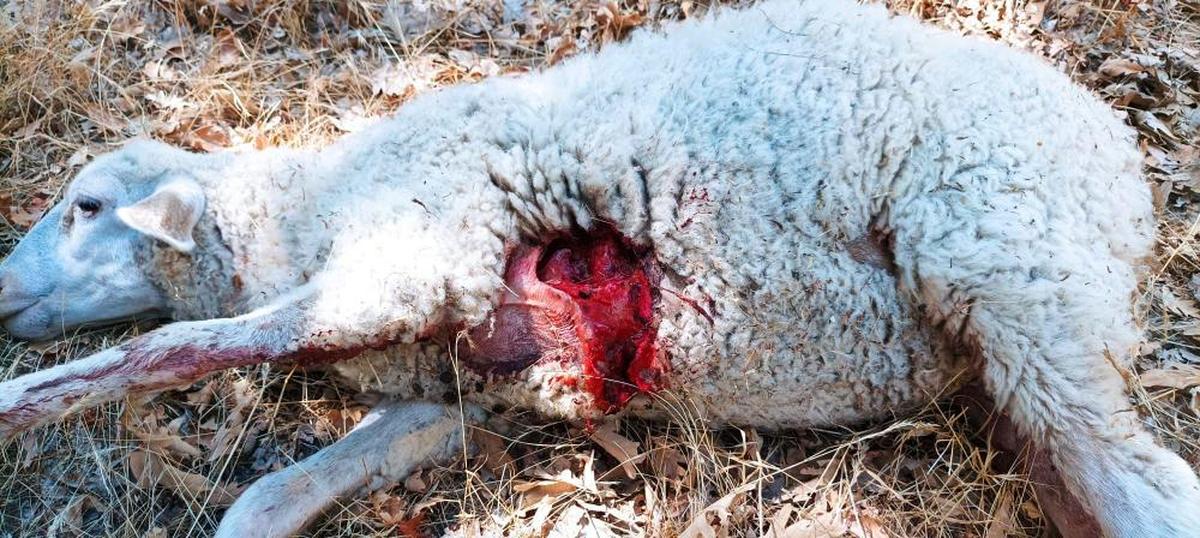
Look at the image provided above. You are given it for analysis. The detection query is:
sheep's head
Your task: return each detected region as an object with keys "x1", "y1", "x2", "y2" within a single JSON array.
[{"x1": 0, "y1": 140, "x2": 206, "y2": 340}]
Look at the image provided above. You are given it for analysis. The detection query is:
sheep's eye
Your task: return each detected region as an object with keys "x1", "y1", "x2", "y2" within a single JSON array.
[{"x1": 76, "y1": 197, "x2": 102, "y2": 217}]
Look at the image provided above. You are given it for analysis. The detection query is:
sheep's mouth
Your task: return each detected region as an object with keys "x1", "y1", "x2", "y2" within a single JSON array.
[
  {"x1": 460, "y1": 223, "x2": 667, "y2": 412},
  {"x1": 0, "y1": 297, "x2": 37, "y2": 322},
  {"x1": 0, "y1": 298, "x2": 164, "y2": 343},
  {"x1": 0, "y1": 303, "x2": 52, "y2": 341},
  {"x1": 0, "y1": 300, "x2": 32, "y2": 321}
]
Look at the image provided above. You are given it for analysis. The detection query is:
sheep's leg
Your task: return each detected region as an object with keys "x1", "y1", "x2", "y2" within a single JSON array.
[
  {"x1": 894, "y1": 212, "x2": 1200, "y2": 536},
  {"x1": 0, "y1": 276, "x2": 451, "y2": 439},
  {"x1": 957, "y1": 385, "x2": 1104, "y2": 537},
  {"x1": 216, "y1": 400, "x2": 482, "y2": 538},
  {"x1": 0, "y1": 286, "x2": 311, "y2": 438}
]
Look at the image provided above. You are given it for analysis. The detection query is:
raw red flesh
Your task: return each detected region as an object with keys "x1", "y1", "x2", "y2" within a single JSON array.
[
  {"x1": 538, "y1": 228, "x2": 664, "y2": 410},
  {"x1": 462, "y1": 224, "x2": 665, "y2": 412}
]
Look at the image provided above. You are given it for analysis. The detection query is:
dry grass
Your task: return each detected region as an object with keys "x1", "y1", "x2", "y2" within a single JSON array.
[{"x1": 0, "y1": 0, "x2": 1197, "y2": 536}]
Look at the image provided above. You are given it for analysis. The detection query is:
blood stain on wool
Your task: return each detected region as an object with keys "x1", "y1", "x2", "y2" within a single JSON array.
[{"x1": 462, "y1": 223, "x2": 666, "y2": 412}]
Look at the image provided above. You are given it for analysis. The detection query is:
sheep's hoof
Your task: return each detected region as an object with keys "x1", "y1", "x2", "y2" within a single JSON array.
[{"x1": 215, "y1": 400, "x2": 483, "y2": 538}]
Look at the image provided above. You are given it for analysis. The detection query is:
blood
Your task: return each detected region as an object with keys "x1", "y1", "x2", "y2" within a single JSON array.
[
  {"x1": 537, "y1": 227, "x2": 664, "y2": 411},
  {"x1": 462, "y1": 224, "x2": 666, "y2": 413}
]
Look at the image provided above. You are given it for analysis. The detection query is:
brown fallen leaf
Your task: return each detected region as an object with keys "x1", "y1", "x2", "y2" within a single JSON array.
[
  {"x1": 128, "y1": 449, "x2": 242, "y2": 506},
  {"x1": 647, "y1": 441, "x2": 687, "y2": 482},
  {"x1": 369, "y1": 489, "x2": 406, "y2": 526},
  {"x1": 680, "y1": 483, "x2": 755, "y2": 538},
  {"x1": 1098, "y1": 57, "x2": 1146, "y2": 78},
  {"x1": 123, "y1": 405, "x2": 203, "y2": 459},
  {"x1": 404, "y1": 469, "x2": 428, "y2": 493},
  {"x1": 985, "y1": 491, "x2": 1018, "y2": 538},
  {"x1": 1140, "y1": 364, "x2": 1200, "y2": 389},
  {"x1": 208, "y1": 378, "x2": 257, "y2": 462},
  {"x1": 514, "y1": 468, "x2": 585, "y2": 509},
  {"x1": 590, "y1": 420, "x2": 644, "y2": 479},
  {"x1": 182, "y1": 123, "x2": 233, "y2": 152},
  {"x1": 322, "y1": 405, "x2": 366, "y2": 437},
  {"x1": 471, "y1": 428, "x2": 516, "y2": 473},
  {"x1": 46, "y1": 494, "x2": 102, "y2": 538},
  {"x1": 596, "y1": 1, "x2": 644, "y2": 41},
  {"x1": 4, "y1": 192, "x2": 52, "y2": 229}
]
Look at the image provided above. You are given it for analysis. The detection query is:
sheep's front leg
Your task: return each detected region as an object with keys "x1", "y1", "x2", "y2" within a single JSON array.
[
  {"x1": 216, "y1": 400, "x2": 483, "y2": 538},
  {"x1": 0, "y1": 288, "x2": 325, "y2": 438}
]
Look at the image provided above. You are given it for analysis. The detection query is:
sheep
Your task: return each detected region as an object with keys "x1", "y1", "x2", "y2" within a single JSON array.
[{"x1": 0, "y1": 0, "x2": 1195, "y2": 536}]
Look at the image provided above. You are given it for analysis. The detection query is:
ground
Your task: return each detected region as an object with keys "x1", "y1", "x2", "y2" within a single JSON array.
[{"x1": 0, "y1": 0, "x2": 1197, "y2": 537}]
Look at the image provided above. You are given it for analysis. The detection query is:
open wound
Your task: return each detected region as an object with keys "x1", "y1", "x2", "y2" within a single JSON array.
[{"x1": 462, "y1": 223, "x2": 665, "y2": 412}]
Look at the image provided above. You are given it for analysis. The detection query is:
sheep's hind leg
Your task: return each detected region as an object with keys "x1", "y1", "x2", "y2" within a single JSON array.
[
  {"x1": 895, "y1": 213, "x2": 1200, "y2": 536},
  {"x1": 216, "y1": 401, "x2": 482, "y2": 538},
  {"x1": 956, "y1": 385, "x2": 1104, "y2": 538}
]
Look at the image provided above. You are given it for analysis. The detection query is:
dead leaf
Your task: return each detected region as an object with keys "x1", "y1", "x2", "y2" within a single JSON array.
[
  {"x1": 985, "y1": 491, "x2": 1018, "y2": 538},
  {"x1": 3, "y1": 192, "x2": 51, "y2": 229},
  {"x1": 14, "y1": 117, "x2": 44, "y2": 139},
  {"x1": 1133, "y1": 110, "x2": 1178, "y2": 143},
  {"x1": 182, "y1": 123, "x2": 232, "y2": 152},
  {"x1": 514, "y1": 468, "x2": 584, "y2": 509},
  {"x1": 1098, "y1": 57, "x2": 1146, "y2": 78},
  {"x1": 84, "y1": 104, "x2": 129, "y2": 134},
  {"x1": 66, "y1": 46, "x2": 96, "y2": 81},
  {"x1": 680, "y1": 484, "x2": 755, "y2": 538},
  {"x1": 322, "y1": 405, "x2": 366, "y2": 437},
  {"x1": 590, "y1": 420, "x2": 644, "y2": 479},
  {"x1": 471, "y1": 428, "x2": 515, "y2": 473},
  {"x1": 1161, "y1": 288, "x2": 1200, "y2": 318},
  {"x1": 547, "y1": 39, "x2": 578, "y2": 66},
  {"x1": 370, "y1": 490, "x2": 408, "y2": 526},
  {"x1": 1140, "y1": 364, "x2": 1200, "y2": 389},
  {"x1": 648, "y1": 443, "x2": 687, "y2": 481},
  {"x1": 404, "y1": 469, "x2": 428, "y2": 493},
  {"x1": 124, "y1": 405, "x2": 203, "y2": 459},
  {"x1": 394, "y1": 512, "x2": 426, "y2": 537},
  {"x1": 46, "y1": 494, "x2": 101, "y2": 538},
  {"x1": 128, "y1": 449, "x2": 241, "y2": 506},
  {"x1": 548, "y1": 503, "x2": 588, "y2": 537},
  {"x1": 208, "y1": 378, "x2": 257, "y2": 462},
  {"x1": 596, "y1": 2, "x2": 644, "y2": 41}
]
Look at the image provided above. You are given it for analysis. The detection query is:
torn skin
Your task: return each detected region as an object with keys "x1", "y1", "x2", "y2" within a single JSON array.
[{"x1": 462, "y1": 224, "x2": 666, "y2": 412}]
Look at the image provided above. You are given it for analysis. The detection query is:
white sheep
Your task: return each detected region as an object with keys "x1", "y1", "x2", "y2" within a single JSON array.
[{"x1": 0, "y1": 1, "x2": 1195, "y2": 536}]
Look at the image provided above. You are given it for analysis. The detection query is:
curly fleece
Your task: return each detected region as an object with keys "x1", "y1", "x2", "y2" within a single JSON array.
[{"x1": 81, "y1": 1, "x2": 1195, "y2": 535}]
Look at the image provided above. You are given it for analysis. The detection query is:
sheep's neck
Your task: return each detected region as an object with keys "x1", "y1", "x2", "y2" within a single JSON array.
[{"x1": 461, "y1": 224, "x2": 666, "y2": 412}]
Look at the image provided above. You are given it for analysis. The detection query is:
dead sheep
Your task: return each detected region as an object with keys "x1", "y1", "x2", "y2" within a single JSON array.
[{"x1": 0, "y1": 0, "x2": 1195, "y2": 536}]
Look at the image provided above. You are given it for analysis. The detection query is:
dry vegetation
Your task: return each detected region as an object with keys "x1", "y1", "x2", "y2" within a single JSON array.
[{"x1": 0, "y1": 0, "x2": 1196, "y2": 536}]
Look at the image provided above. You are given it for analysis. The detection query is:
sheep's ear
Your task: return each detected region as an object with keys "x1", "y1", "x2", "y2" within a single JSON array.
[{"x1": 117, "y1": 178, "x2": 206, "y2": 253}]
